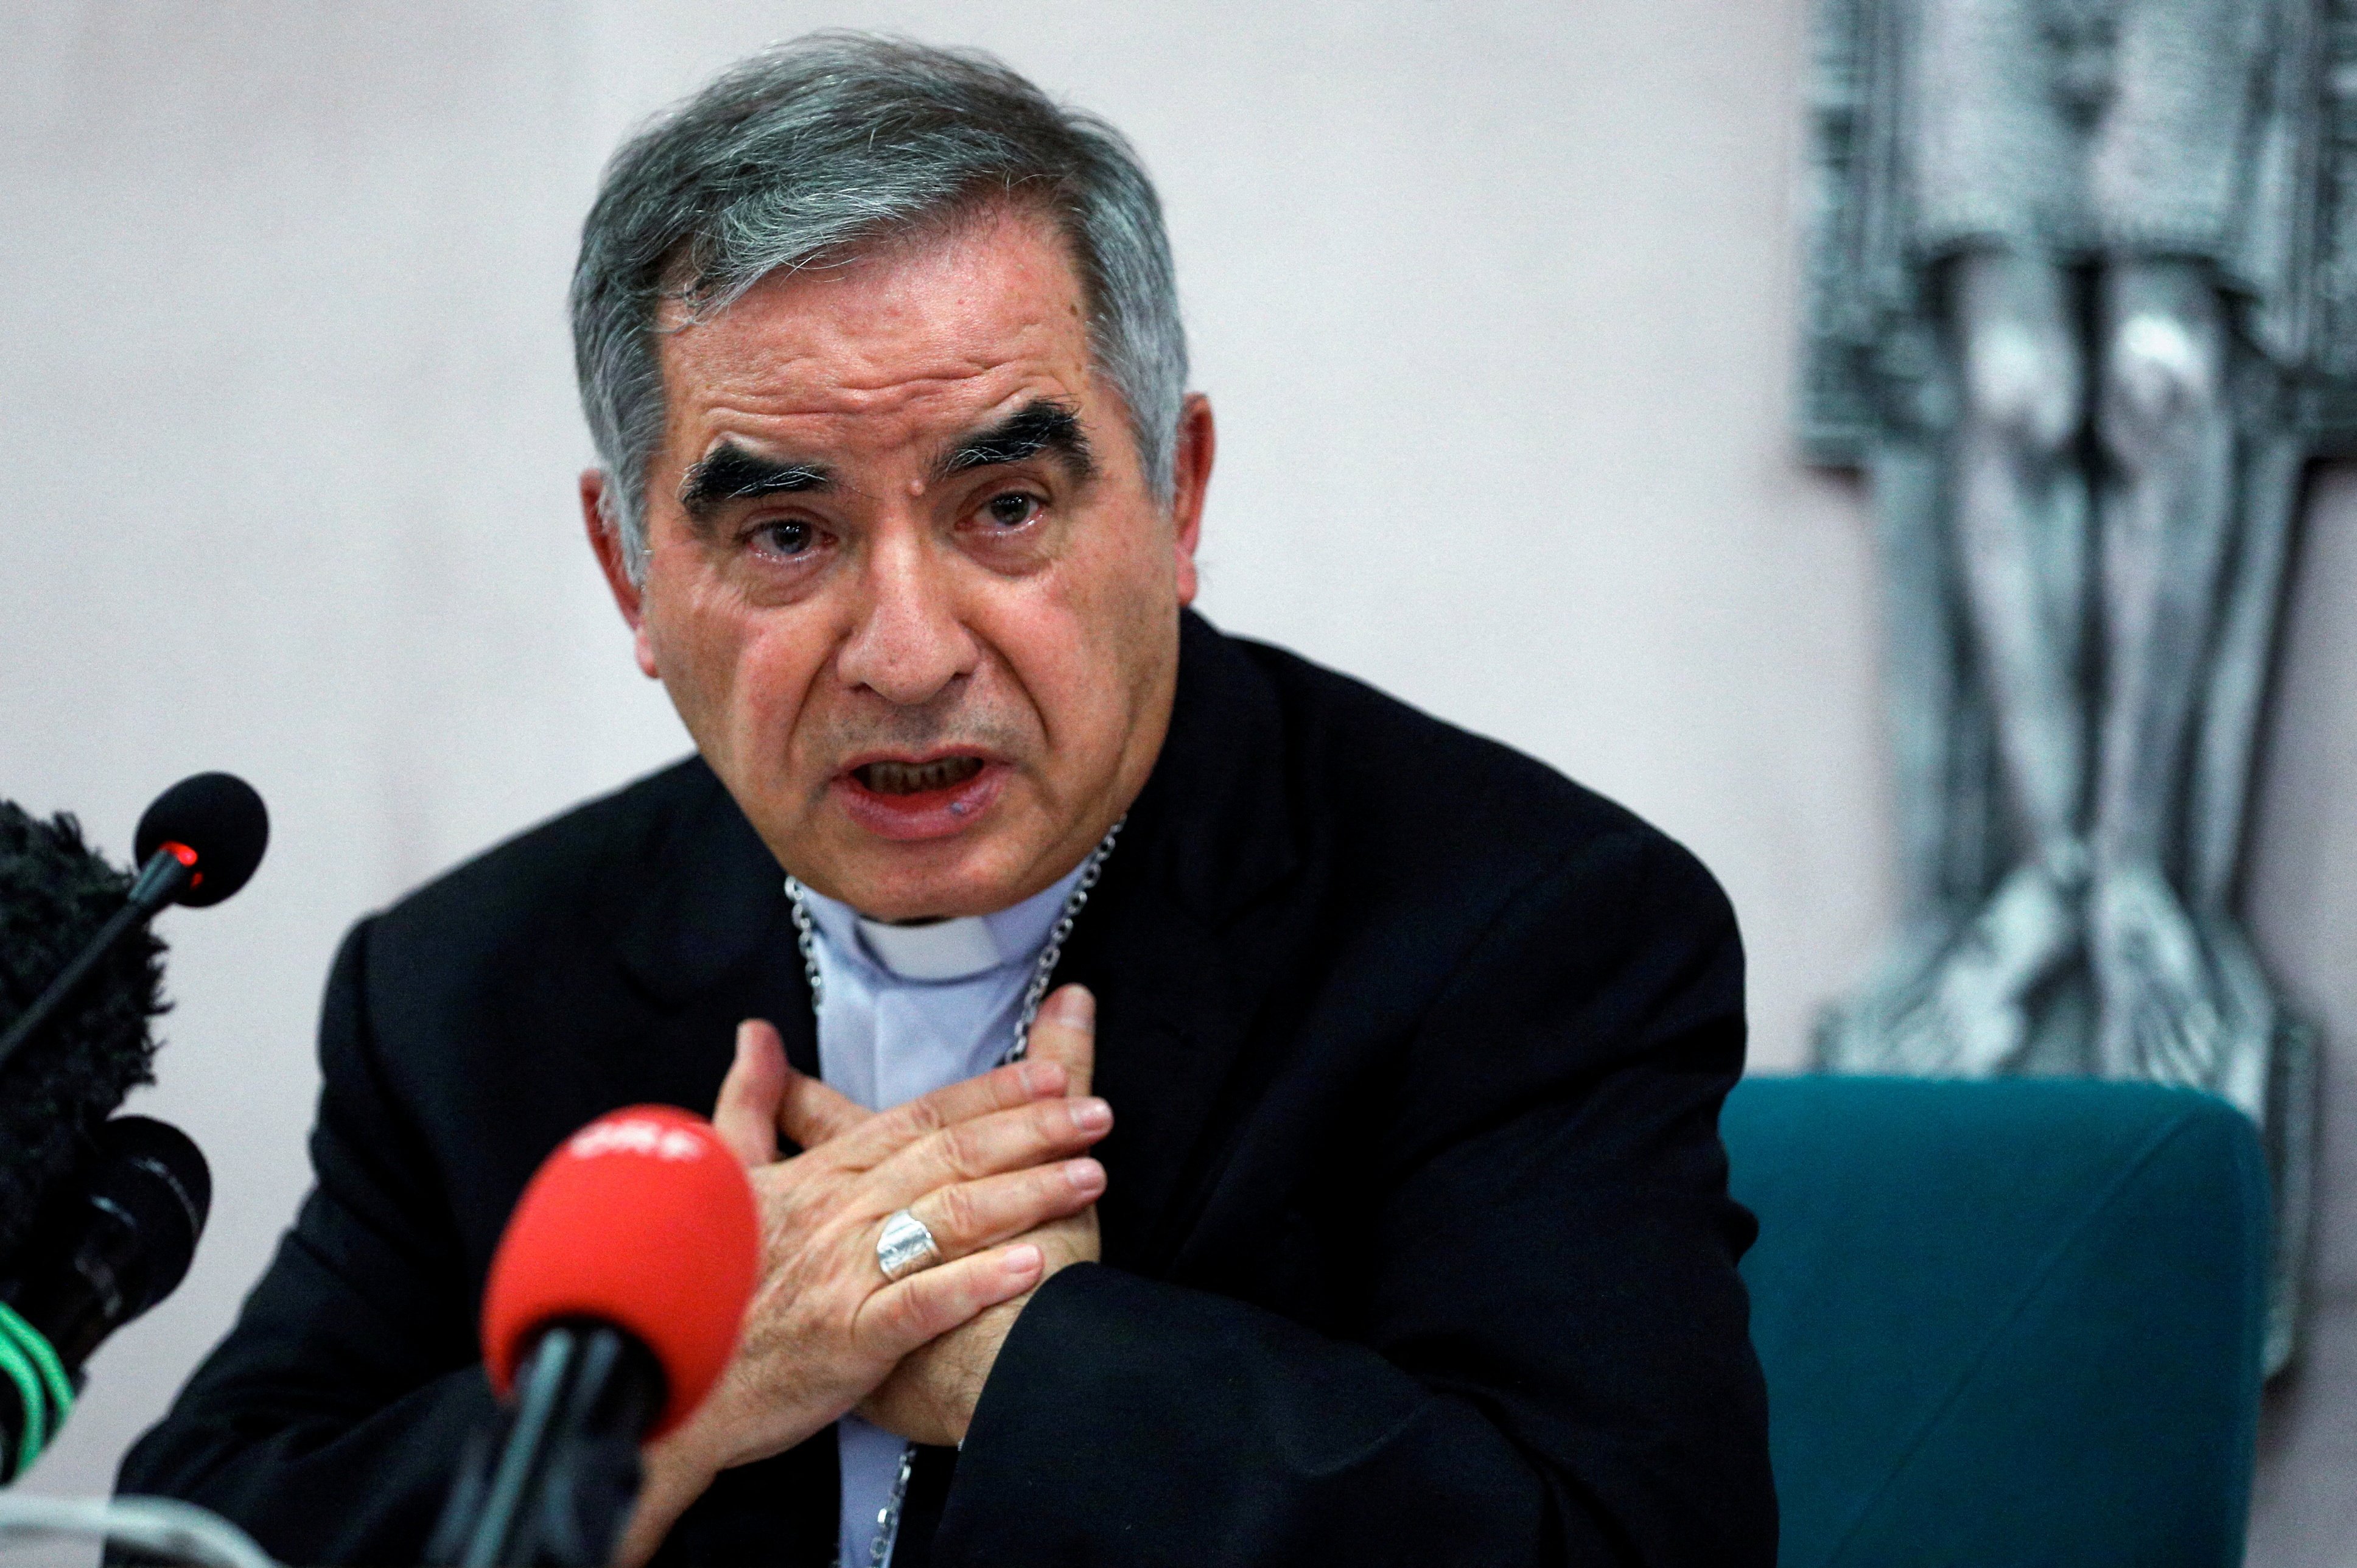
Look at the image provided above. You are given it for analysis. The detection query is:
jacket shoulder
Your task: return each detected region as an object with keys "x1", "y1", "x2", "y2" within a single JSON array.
[
  {"x1": 365, "y1": 754, "x2": 721, "y2": 970},
  {"x1": 1228, "y1": 632, "x2": 1721, "y2": 912}
]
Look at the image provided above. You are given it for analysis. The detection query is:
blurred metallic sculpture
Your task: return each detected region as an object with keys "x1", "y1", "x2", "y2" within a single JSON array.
[{"x1": 1800, "y1": 0, "x2": 2357, "y2": 1368}]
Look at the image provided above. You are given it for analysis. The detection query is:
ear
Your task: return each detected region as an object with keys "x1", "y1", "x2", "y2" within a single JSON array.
[
  {"x1": 581, "y1": 469, "x2": 661, "y2": 680},
  {"x1": 1168, "y1": 394, "x2": 1214, "y2": 607}
]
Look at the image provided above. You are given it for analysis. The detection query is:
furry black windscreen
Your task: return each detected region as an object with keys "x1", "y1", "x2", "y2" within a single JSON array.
[{"x1": 0, "y1": 802, "x2": 166, "y2": 1261}]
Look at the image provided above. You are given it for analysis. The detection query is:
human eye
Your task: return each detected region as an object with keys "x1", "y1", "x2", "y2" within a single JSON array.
[
  {"x1": 745, "y1": 516, "x2": 824, "y2": 561},
  {"x1": 976, "y1": 491, "x2": 1045, "y2": 531}
]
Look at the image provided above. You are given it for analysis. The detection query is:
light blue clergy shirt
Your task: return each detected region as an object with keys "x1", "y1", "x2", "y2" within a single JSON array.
[{"x1": 799, "y1": 863, "x2": 1087, "y2": 1568}]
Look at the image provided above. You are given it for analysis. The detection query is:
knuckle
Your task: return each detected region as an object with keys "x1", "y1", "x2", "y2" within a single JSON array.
[
  {"x1": 937, "y1": 1122, "x2": 984, "y2": 1174},
  {"x1": 900, "y1": 1095, "x2": 948, "y2": 1138},
  {"x1": 932, "y1": 1184, "x2": 979, "y2": 1242},
  {"x1": 1018, "y1": 1164, "x2": 1068, "y2": 1215},
  {"x1": 878, "y1": 1283, "x2": 928, "y2": 1343}
]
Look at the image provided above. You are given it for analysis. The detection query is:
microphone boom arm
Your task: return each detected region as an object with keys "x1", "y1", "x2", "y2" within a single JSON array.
[{"x1": 0, "y1": 848, "x2": 191, "y2": 1078}]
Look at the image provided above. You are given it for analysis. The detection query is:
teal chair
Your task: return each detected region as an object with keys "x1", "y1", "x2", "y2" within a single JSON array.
[{"x1": 1722, "y1": 1076, "x2": 2270, "y2": 1568}]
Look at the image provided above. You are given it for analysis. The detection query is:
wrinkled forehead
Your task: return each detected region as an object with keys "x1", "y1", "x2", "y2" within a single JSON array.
[{"x1": 651, "y1": 205, "x2": 1101, "y2": 445}]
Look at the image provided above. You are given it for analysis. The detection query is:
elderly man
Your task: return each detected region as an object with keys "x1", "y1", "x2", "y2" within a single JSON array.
[{"x1": 122, "y1": 35, "x2": 1774, "y2": 1568}]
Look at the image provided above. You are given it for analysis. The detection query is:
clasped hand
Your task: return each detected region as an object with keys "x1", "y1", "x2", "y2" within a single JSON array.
[{"x1": 620, "y1": 985, "x2": 1106, "y2": 1562}]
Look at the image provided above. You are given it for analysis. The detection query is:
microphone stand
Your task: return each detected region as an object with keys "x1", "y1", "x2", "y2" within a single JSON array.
[{"x1": 432, "y1": 1322, "x2": 663, "y2": 1568}]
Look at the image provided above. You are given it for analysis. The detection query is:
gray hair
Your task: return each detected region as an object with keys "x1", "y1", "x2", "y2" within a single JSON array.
[{"x1": 570, "y1": 33, "x2": 1189, "y2": 582}]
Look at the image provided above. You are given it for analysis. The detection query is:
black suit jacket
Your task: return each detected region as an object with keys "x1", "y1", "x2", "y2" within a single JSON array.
[{"x1": 120, "y1": 612, "x2": 1776, "y2": 1566}]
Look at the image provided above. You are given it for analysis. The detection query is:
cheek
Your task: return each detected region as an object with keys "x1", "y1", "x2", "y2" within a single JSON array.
[
  {"x1": 730, "y1": 628, "x2": 826, "y2": 752},
  {"x1": 1017, "y1": 517, "x2": 1178, "y2": 754},
  {"x1": 1083, "y1": 517, "x2": 1181, "y2": 665},
  {"x1": 638, "y1": 606, "x2": 709, "y2": 732},
  {"x1": 645, "y1": 577, "x2": 821, "y2": 769}
]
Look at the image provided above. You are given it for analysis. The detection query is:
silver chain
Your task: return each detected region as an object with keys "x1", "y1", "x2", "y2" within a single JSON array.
[
  {"x1": 1004, "y1": 816, "x2": 1122, "y2": 1065},
  {"x1": 864, "y1": 1448, "x2": 917, "y2": 1568},
  {"x1": 784, "y1": 869, "x2": 826, "y2": 1010},
  {"x1": 784, "y1": 818, "x2": 1124, "y2": 1568}
]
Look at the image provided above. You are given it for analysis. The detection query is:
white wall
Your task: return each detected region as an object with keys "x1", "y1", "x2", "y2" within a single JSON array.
[{"x1": 0, "y1": 2, "x2": 2348, "y2": 1561}]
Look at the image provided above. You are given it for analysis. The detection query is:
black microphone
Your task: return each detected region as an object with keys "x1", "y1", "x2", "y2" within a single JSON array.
[
  {"x1": 0, "y1": 773, "x2": 268, "y2": 1081},
  {"x1": 0, "y1": 806, "x2": 165, "y2": 1267},
  {"x1": 0, "y1": 1116, "x2": 211, "y2": 1480},
  {"x1": 427, "y1": 1323, "x2": 667, "y2": 1568}
]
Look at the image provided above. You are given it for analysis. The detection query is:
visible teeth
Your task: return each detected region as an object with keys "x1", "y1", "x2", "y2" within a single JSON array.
[{"x1": 861, "y1": 757, "x2": 984, "y2": 796}]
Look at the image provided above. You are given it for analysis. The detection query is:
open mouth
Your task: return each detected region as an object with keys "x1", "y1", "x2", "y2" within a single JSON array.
[
  {"x1": 836, "y1": 752, "x2": 1002, "y2": 841},
  {"x1": 852, "y1": 756, "x2": 986, "y2": 796}
]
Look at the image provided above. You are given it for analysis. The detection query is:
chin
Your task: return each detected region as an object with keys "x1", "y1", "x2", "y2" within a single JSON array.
[{"x1": 817, "y1": 834, "x2": 1040, "y2": 922}]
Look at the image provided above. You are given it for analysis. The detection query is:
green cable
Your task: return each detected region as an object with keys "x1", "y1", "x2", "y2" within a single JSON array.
[
  {"x1": 0, "y1": 1326, "x2": 45, "y2": 1478},
  {"x1": 0, "y1": 1303, "x2": 72, "y2": 1437}
]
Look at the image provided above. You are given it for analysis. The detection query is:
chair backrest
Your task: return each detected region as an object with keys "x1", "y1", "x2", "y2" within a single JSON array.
[{"x1": 1721, "y1": 1076, "x2": 2269, "y2": 1568}]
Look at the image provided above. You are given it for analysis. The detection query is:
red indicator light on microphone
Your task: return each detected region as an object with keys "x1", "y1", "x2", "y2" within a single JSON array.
[{"x1": 159, "y1": 841, "x2": 201, "y2": 889}]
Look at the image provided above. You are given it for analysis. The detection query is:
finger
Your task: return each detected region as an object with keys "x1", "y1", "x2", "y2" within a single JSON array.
[
  {"x1": 776, "y1": 1067, "x2": 869, "y2": 1154},
  {"x1": 1024, "y1": 984, "x2": 1095, "y2": 1096},
  {"x1": 824, "y1": 1057, "x2": 1071, "y2": 1171},
  {"x1": 712, "y1": 1020, "x2": 788, "y2": 1166},
  {"x1": 904, "y1": 1159, "x2": 1106, "y2": 1260},
  {"x1": 856, "y1": 1243, "x2": 1045, "y2": 1361},
  {"x1": 861, "y1": 1094, "x2": 1112, "y2": 1213}
]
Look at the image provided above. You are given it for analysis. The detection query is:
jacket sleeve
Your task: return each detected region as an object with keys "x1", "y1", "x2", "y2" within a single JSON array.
[
  {"x1": 115, "y1": 918, "x2": 497, "y2": 1564},
  {"x1": 935, "y1": 829, "x2": 1777, "y2": 1567}
]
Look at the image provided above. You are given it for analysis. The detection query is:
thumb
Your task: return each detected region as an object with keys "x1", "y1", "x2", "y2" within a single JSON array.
[
  {"x1": 1025, "y1": 985, "x2": 1095, "y2": 1097},
  {"x1": 712, "y1": 1020, "x2": 787, "y2": 1166},
  {"x1": 777, "y1": 1067, "x2": 870, "y2": 1155}
]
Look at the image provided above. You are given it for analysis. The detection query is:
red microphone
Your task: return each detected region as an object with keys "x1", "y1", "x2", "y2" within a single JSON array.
[
  {"x1": 432, "y1": 1107, "x2": 759, "y2": 1568},
  {"x1": 483, "y1": 1105, "x2": 758, "y2": 1435}
]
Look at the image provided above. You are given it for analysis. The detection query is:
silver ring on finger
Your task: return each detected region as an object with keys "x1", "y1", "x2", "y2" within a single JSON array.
[{"x1": 876, "y1": 1208, "x2": 944, "y2": 1283}]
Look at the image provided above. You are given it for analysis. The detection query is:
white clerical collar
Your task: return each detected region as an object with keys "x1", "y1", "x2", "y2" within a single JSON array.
[{"x1": 799, "y1": 861, "x2": 1088, "y2": 984}]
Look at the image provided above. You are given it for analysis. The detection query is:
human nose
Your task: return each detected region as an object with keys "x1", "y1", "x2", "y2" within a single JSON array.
[{"x1": 834, "y1": 527, "x2": 978, "y2": 705}]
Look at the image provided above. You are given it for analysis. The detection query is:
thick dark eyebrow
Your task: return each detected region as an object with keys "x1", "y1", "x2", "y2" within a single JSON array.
[
  {"x1": 934, "y1": 400, "x2": 1096, "y2": 483},
  {"x1": 678, "y1": 443, "x2": 832, "y2": 521}
]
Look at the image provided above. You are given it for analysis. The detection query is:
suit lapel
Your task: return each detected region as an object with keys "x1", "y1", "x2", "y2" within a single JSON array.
[
  {"x1": 598, "y1": 761, "x2": 833, "y2": 1568},
  {"x1": 1060, "y1": 869, "x2": 1229, "y2": 1267},
  {"x1": 607, "y1": 759, "x2": 819, "y2": 1092},
  {"x1": 612, "y1": 760, "x2": 787, "y2": 1003},
  {"x1": 1058, "y1": 611, "x2": 1303, "y2": 1269}
]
